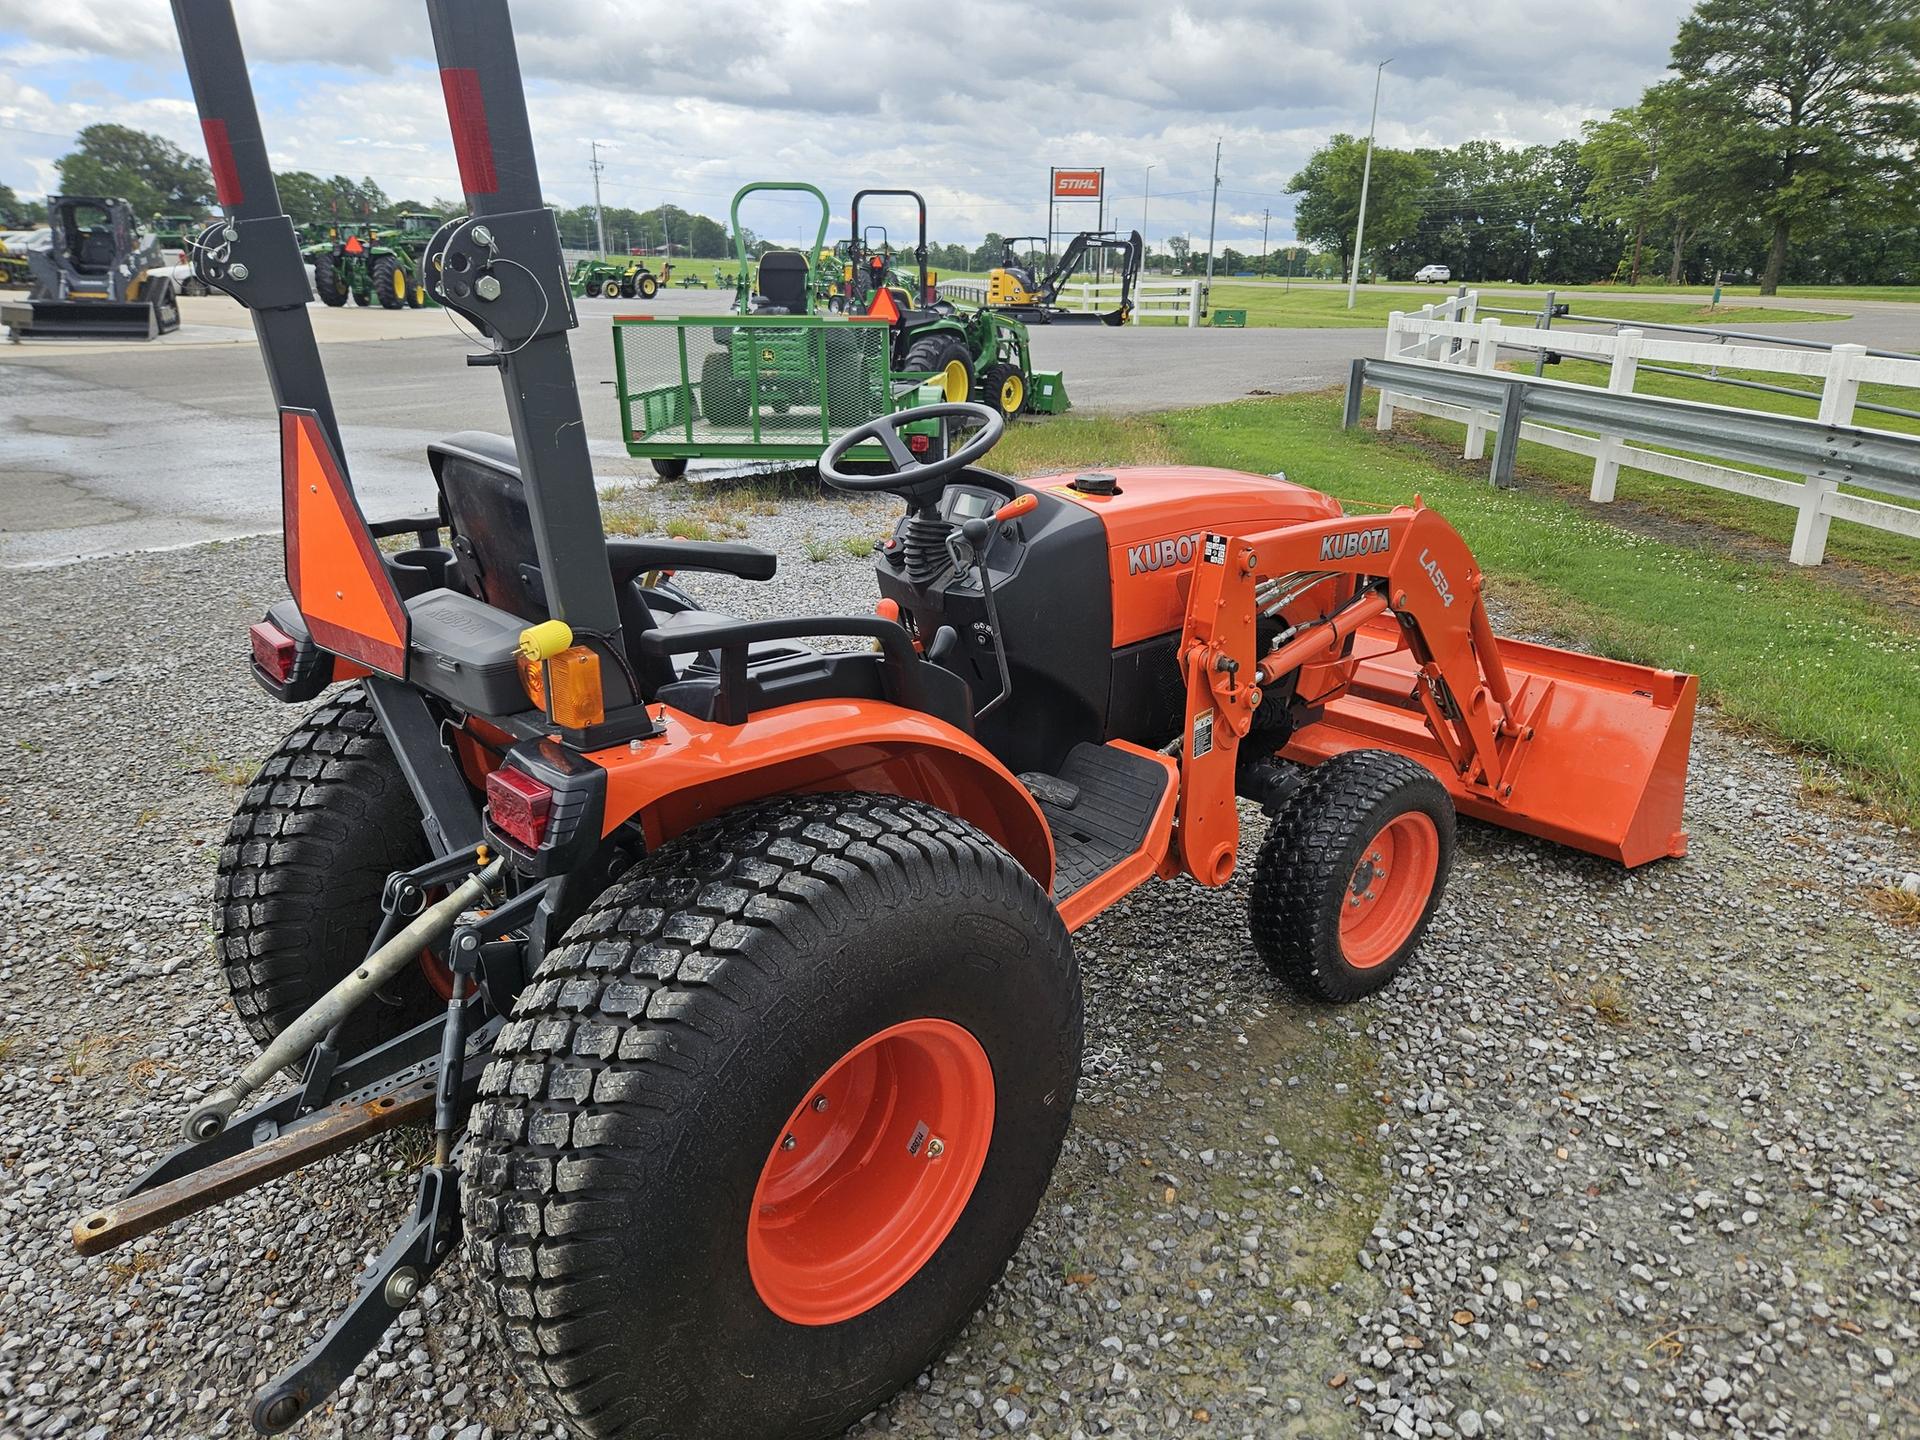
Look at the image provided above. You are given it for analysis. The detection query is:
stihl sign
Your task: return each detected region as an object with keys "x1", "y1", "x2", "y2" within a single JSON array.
[{"x1": 1053, "y1": 169, "x2": 1102, "y2": 198}]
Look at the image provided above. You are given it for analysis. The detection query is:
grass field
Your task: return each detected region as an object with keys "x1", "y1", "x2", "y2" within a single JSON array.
[
  {"x1": 1197, "y1": 286, "x2": 1844, "y2": 330},
  {"x1": 1219, "y1": 279, "x2": 1918, "y2": 304},
  {"x1": 935, "y1": 273, "x2": 1847, "y2": 329},
  {"x1": 985, "y1": 392, "x2": 1920, "y2": 824}
]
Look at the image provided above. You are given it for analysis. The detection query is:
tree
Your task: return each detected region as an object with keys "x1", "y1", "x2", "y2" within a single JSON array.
[
  {"x1": 1669, "y1": 0, "x2": 1920, "y2": 294},
  {"x1": 55, "y1": 124, "x2": 214, "y2": 218},
  {"x1": 1287, "y1": 134, "x2": 1430, "y2": 280},
  {"x1": 0, "y1": 184, "x2": 39, "y2": 228}
]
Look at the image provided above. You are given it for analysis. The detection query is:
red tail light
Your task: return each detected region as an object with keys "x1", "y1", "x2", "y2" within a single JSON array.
[
  {"x1": 487, "y1": 767, "x2": 553, "y2": 850},
  {"x1": 907, "y1": 434, "x2": 931, "y2": 454},
  {"x1": 249, "y1": 620, "x2": 297, "y2": 683}
]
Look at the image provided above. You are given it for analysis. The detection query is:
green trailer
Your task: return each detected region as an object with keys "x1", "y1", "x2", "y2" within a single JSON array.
[{"x1": 613, "y1": 183, "x2": 947, "y2": 477}]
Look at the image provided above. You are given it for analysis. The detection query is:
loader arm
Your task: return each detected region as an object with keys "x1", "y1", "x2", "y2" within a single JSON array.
[{"x1": 1174, "y1": 502, "x2": 1695, "y2": 879}]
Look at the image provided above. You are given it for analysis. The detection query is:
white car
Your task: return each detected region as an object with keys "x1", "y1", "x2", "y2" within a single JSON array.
[{"x1": 1414, "y1": 264, "x2": 1451, "y2": 283}]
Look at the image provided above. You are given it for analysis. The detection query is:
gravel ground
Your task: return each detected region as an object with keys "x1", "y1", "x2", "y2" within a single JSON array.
[{"x1": 2, "y1": 479, "x2": 1917, "y2": 1440}]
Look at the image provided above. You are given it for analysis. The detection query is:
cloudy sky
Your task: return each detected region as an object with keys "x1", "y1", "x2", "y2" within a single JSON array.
[{"x1": 0, "y1": 0, "x2": 1689, "y2": 252}]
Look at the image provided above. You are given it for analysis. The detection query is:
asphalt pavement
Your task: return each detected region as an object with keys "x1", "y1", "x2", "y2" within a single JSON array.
[
  {"x1": 2, "y1": 286, "x2": 1913, "y2": 566},
  {"x1": 0, "y1": 291, "x2": 1375, "y2": 565}
]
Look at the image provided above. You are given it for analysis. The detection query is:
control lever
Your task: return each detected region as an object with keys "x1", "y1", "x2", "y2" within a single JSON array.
[{"x1": 944, "y1": 494, "x2": 1036, "y2": 722}]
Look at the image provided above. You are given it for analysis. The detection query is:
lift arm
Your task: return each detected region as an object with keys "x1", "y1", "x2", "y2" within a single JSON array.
[{"x1": 1174, "y1": 502, "x2": 1695, "y2": 877}]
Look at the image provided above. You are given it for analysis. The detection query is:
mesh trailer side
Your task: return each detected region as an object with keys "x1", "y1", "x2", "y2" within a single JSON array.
[{"x1": 614, "y1": 317, "x2": 895, "y2": 460}]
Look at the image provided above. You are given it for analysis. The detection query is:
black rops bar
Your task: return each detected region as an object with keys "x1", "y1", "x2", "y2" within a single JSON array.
[
  {"x1": 168, "y1": 0, "x2": 346, "y2": 464},
  {"x1": 420, "y1": 0, "x2": 631, "y2": 695}
]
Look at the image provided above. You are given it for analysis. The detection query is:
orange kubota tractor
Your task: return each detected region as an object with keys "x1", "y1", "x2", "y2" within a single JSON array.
[{"x1": 80, "y1": 3, "x2": 1696, "y2": 1436}]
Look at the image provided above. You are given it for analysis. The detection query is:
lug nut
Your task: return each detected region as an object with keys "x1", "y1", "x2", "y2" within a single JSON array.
[
  {"x1": 781, "y1": 1134, "x2": 796, "y2": 1151},
  {"x1": 812, "y1": 1096, "x2": 829, "y2": 1112}
]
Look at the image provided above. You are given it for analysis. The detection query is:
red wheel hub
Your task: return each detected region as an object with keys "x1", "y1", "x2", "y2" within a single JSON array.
[
  {"x1": 747, "y1": 1018, "x2": 995, "y2": 1326},
  {"x1": 1339, "y1": 812, "x2": 1440, "y2": 969}
]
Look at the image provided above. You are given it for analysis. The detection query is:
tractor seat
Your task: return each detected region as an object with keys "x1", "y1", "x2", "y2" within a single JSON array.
[
  {"x1": 425, "y1": 432, "x2": 787, "y2": 688},
  {"x1": 755, "y1": 249, "x2": 810, "y2": 313}
]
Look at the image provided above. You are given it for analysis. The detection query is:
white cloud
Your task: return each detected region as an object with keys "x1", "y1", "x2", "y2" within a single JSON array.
[{"x1": 0, "y1": 0, "x2": 1693, "y2": 247}]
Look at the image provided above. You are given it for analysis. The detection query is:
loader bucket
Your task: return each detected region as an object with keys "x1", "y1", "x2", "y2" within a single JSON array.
[
  {"x1": 1026, "y1": 371, "x2": 1071, "y2": 415},
  {"x1": 1283, "y1": 615, "x2": 1696, "y2": 868},
  {"x1": 12, "y1": 298, "x2": 172, "y2": 340}
]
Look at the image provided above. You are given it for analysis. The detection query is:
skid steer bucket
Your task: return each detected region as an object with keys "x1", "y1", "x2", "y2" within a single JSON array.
[
  {"x1": 1283, "y1": 615, "x2": 1697, "y2": 868},
  {"x1": 12, "y1": 298, "x2": 172, "y2": 340}
]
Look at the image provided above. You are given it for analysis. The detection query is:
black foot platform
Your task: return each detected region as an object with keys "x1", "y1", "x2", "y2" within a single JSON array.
[{"x1": 1021, "y1": 743, "x2": 1172, "y2": 904}]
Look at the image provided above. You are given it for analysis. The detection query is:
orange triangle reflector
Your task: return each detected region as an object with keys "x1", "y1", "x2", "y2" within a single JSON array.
[
  {"x1": 867, "y1": 286, "x2": 899, "y2": 323},
  {"x1": 280, "y1": 409, "x2": 409, "y2": 676}
]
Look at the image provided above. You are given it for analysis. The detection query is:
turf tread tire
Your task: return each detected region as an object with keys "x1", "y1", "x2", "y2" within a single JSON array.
[
  {"x1": 311, "y1": 252, "x2": 347, "y2": 306},
  {"x1": 462, "y1": 792, "x2": 1081, "y2": 1440},
  {"x1": 1248, "y1": 749, "x2": 1453, "y2": 1003},
  {"x1": 213, "y1": 688, "x2": 441, "y2": 1056}
]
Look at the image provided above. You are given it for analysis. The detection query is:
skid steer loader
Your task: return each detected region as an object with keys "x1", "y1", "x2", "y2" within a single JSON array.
[
  {"x1": 1, "y1": 195, "x2": 181, "y2": 339},
  {"x1": 71, "y1": 4, "x2": 1698, "y2": 1436}
]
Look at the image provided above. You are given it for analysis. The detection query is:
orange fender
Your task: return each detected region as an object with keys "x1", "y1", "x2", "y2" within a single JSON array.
[{"x1": 588, "y1": 700, "x2": 1055, "y2": 889}]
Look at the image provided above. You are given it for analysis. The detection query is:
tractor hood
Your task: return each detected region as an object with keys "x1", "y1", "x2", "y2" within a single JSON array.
[{"x1": 1031, "y1": 466, "x2": 1346, "y2": 647}]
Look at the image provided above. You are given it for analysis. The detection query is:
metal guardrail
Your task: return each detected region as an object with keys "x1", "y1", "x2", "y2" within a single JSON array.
[{"x1": 1345, "y1": 356, "x2": 1920, "y2": 503}]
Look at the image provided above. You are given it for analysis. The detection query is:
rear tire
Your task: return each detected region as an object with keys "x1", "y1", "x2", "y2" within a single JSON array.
[
  {"x1": 373, "y1": 256, "x2": 407, "y2": 309},
  {"x1": 311, "y1": 252, "x2": 347, "y2": 307},
  {"x1": 213, "y1": 688, "x2": 446, "y2": 1058},
  {"x1": 901, "y1": 333, "x2": 973, "y2": 403},
  {"x1": 1248, "y1": 749, "x2": 1454, "y2": 1003},
  {"x1": 635, "y1": 273, "x2": 659, "y2": 299},
  {"x1": 463, "y1": 793, "x2": 1081, "y2": 1440},
  {"x1": 700, "y1": 349, "x2": 749, "y2": 426}
]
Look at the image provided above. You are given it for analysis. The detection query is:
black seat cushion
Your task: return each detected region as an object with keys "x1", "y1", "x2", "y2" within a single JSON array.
[{"x1": 756, "y1": 250, "x2": 810, "y2": 313}]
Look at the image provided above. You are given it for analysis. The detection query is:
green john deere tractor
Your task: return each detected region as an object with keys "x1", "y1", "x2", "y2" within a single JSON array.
[
  {"x1": 306, "y1": 213, "x2": 440, "y2": 309},
  {"x1": 568, "y1": 256, "x2": 665, "y2": 300},
  {"x1": 846, "y1": 188, "x2": 1068, "y2": 419}
]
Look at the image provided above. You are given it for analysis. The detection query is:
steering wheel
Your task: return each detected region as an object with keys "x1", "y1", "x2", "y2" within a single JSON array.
[{"x1": 818, "y1": 402, "x2": 1004, "y2": 504}]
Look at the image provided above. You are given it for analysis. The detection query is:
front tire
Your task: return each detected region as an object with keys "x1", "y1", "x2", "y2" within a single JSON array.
[
  {"x1": 1248, "y1": 750, "x2": 1454, "y2": 1003},
  {"x1": 598, "y1": 278, "x2": 623, "y2": 299},
  {"x1": 650, "y1": 457, "x2": 688, "y2": 479},
  {"x1": 981, "y1": 361, "x2": 1026, "y2": 420},
  {"x1": 213, "y1": 689, "x2": 447, "y2": 1058},
  {"x1": 463, "y1": 793, "x2": 1081, "y2": 1440}
]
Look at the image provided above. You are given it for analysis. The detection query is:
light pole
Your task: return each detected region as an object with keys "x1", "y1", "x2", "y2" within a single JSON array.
[
  {"x1": 1143, "y1": 163, "x2": 1155, "y2": 256},
  {"x1": 1259, "y1": 208, "x2": 1269, "y2": 273},
  {"x1": 1346, "y1": 58, "x2": 1391, "y2": 310},
  {"x1": 1204, "y1": 138, "x2": 1221, "y2": 286},
  {"x1": 589, "y1": 139, "x2": 608, "y2": 258}
]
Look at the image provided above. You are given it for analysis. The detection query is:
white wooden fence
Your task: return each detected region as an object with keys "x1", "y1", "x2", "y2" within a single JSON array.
[
  {"x1": 1378, "y1": 293, "x2": 1920, "y2": 565},
  {"x1": 937, "y1": 277, "x2": 1203, "y2": 327}
]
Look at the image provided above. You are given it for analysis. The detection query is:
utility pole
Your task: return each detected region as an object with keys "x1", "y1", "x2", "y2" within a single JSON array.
[
  {"x1": 1259, "y1": 208, "x2": 1269, "y2": 273},
  {"x1": 1347, "y1": 58, "x2": 1391, "y2": 309},
  {"x1": 588, "y1": 140, "x2": 608, "y2": 258},
  {"x1": 1143, "y1": 163, "x2": 1155, "y2": 257},
  {"x1": 1204, "y1": 138, "x2": 1221, "y2": 286}
]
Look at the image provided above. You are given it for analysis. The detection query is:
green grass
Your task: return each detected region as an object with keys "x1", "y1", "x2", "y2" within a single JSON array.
[
  {"x1": 1195, "y1": 285, "x2": 1844, "y2": 330},
  {"x1": 1246, "y1": 279, "x2": 1918, "y2": 304},
  {"x1": 1463, "y1": 357, "x2": 1920, "y2": 575},
  {"x1": 987, "y1": 395, "x2": 1920, "y2": 821}
]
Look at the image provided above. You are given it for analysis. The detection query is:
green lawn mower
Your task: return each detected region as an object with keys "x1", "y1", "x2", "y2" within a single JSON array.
[{"x1": 848, "y1": 188, "x2": 1069, "y2": 419}]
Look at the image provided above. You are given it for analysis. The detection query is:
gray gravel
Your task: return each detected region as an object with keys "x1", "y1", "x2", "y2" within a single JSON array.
[{"x1": 2, "y1": 477, "x2": 1916, "y2": 1440}]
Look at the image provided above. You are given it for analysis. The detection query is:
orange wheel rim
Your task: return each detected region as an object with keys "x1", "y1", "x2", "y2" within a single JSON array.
[
  {"x1": 1338, "y1": 812, "x2": 1439, "y2": 969},
  {"x1": 748, "y1": 1018, "x2": 994, "y2": 1326}
]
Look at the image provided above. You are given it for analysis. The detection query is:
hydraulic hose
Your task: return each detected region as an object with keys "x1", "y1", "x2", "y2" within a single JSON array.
[{"x1": 182, "y1": 857, "x2": 505, "y2": 1143}]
